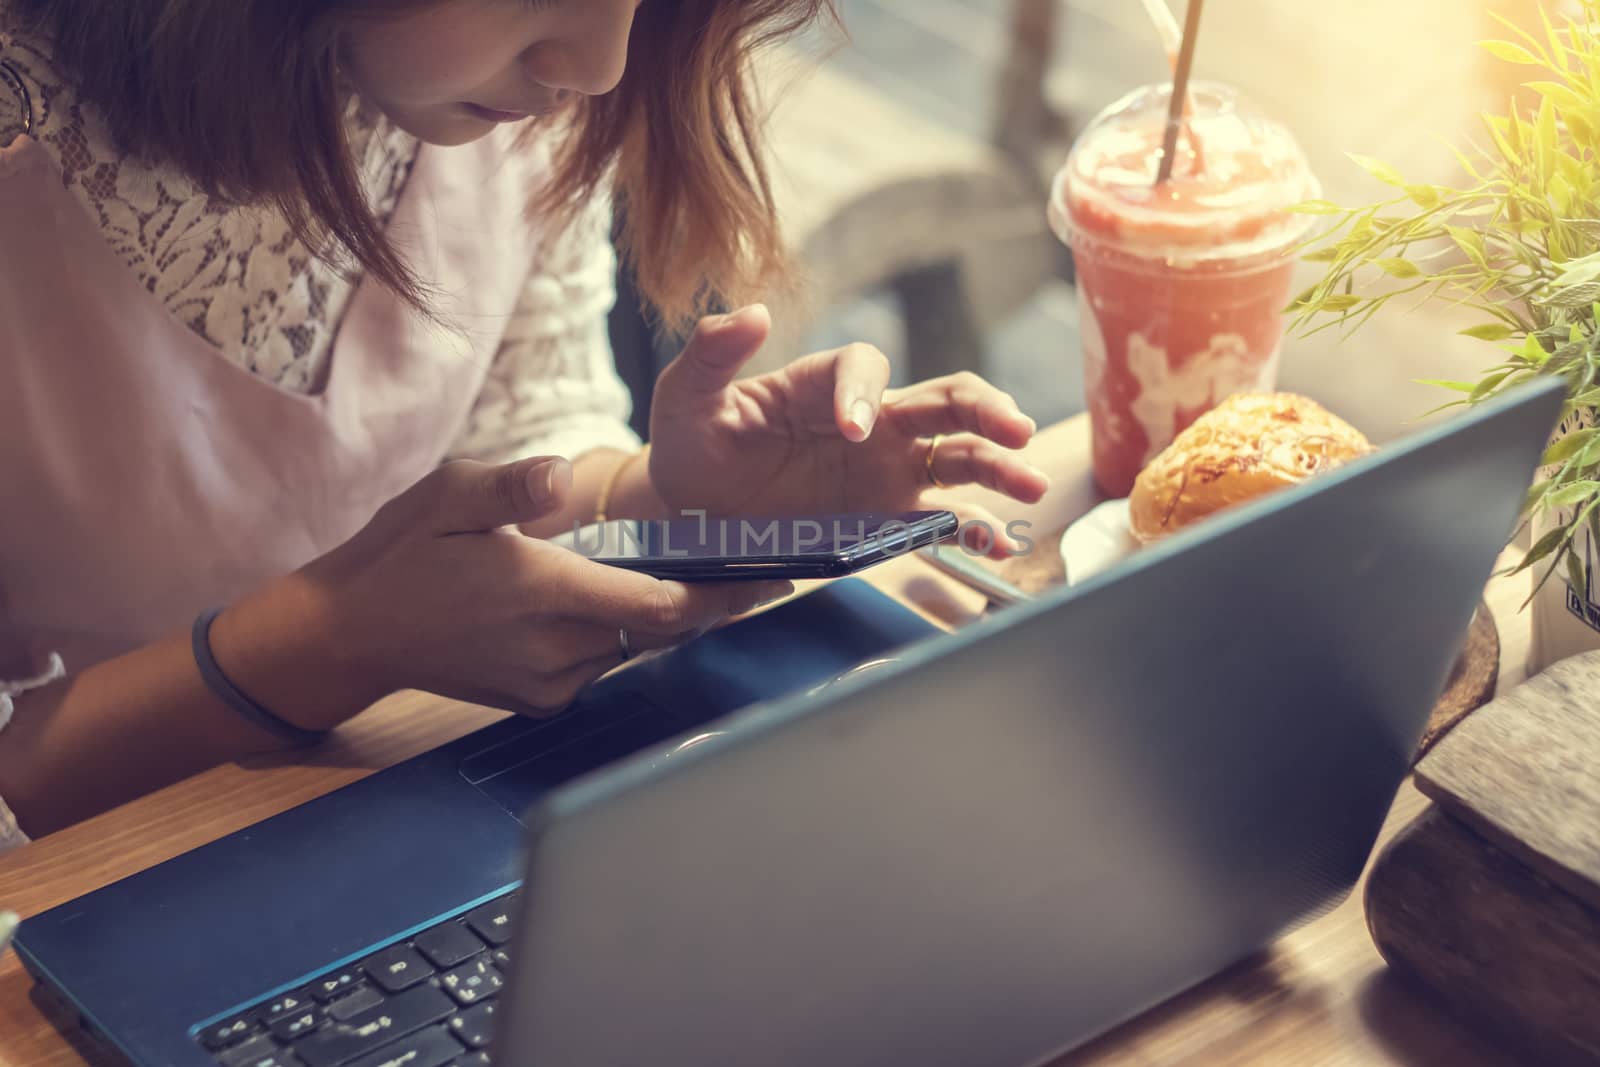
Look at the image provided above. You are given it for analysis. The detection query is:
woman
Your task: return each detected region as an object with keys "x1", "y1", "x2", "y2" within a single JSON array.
[{"x1": 0, "y1": 0, "x2": 1048, "y2": 845}]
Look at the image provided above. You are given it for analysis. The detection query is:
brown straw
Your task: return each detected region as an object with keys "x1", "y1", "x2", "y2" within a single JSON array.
[{"x1": 1155, "y1": 0, "x2": 1204, "y2": 185}]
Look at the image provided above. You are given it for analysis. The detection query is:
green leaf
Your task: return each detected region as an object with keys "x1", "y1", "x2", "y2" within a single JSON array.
[
  {"x1": 1316, "y1": 293, "x2": 1363, "y2": 311},
  {"x1": 1460, "y1": 322, "x2": 1517, "y2": 341},
  {"x1": 1545, "y1": 480, "x2": 1600, "y2": 507},
  {"x1": 1480, "y1": 39, "x2": 1544, "y2": 65},
  {"x1": 1471, "y1": 369, "x2": 1516, "y2": 400},
  {"x1": 1289, "y1": 199, "x2": 1346, "y2": 215},
  {"x1": 1529, "y1": 496, "x2": 1600, "y2": 605},
  {"x1": 1554, "y1": 249, "x2": 1600, "y2": 287},
  {"x1": 1488, "y1": 8, "x2": 1556, "y2": 63},
  {"x1": 1567, "y1": 108, "x2": 1600, "y2": 152},
  {"x1": 1442, "y1": 137, "x2": 1490, "y2": 183},
  {"x1": 1514, "y1": 525, "x2": 1571, "y2": 573},
  {"x1": 1347, "y1": 153, "x2": 1407, "y2": 188},
  {"x1": 1447, "y1": 226, "x2": 1489, "y2": 266},
  {"x1": 1542, "y1": 426, "x2": 1600, "y2": 465},
  {"x1": 1371, "y1": 257, "x2": 1421, "y2": 278},
  {"x1": 1484, "y1": 111, "x2": 1518, "y2": 163},
  {"x1": 1562, "y1": 218, "x2": 1600, "y2": 242},
  {"x1": 1525, "y1": 80, "x2": 1586, "y2": 108},
  {"x1": 1536, "y1": 94, "x2": 1559, "y2": 183},
  {"x1": 1540, "y1": 281, "x2": 1600, "y2": 307},
  {"x1": 1406, "y1": 184, "x2": 1442, "y2": 209},
  {"x1": 1511, "y1": 333, "x2": 1549, "y2": 369},
  {"x1": 1286, "y1": 285, "x2": 1320, "y2": 313},
  {"x1": 1465, "y1": 374, "x2": 1510, "y2": 403},
  {"x1": 1540, "y1": 3, "x2": 1569, "y2": 70},
  {"x1": 1416, "y1": 378, "x2": 1480, "y2": 393},
  {"x1": 1525, "y1": 476, "x2": 1557, "y2": 512},
  {"x1": 1568, "y1": 549, "x2": 1589, "y2": 598}
]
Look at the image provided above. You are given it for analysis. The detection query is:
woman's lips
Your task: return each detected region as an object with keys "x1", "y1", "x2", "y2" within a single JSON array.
[{"x1": 463, "y1": 102, "x2": 534, "y2": 123}]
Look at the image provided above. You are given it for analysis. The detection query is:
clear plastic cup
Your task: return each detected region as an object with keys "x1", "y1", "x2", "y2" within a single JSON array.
[{"x1": 1049, "y1": 80, "x2": 1320, "y2": 498}]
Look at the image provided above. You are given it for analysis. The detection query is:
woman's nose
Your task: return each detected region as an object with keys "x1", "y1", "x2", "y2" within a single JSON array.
[{"x1": 527, "y1": 0, "x2": 636, "y2": 98}]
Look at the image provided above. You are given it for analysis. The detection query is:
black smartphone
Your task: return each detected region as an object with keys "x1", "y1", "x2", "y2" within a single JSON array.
[{"x1": 547, "y1": 510, "x2": 961, "y2": 580}]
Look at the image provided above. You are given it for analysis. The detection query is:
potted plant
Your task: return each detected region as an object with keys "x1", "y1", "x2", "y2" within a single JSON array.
[{"x1": 1289, "y1": 0, "x2": 1600, "y2": 674}]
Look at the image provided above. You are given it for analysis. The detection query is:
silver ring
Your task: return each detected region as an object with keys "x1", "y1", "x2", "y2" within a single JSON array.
[{"x1": 618, "y1": 627, "x2": 633, "y2": 662}]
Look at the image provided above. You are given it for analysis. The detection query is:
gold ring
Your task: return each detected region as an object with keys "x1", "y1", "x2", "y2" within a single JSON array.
[
  {"x1": 0, "y1": 61, "x2": 34, "y2": 136},
  {"x1": 925, "y1": 434, "x2": 952, "y2": 489}
]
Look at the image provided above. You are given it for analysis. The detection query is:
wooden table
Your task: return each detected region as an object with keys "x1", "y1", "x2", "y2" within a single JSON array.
[{"x1": 0, "y1": 415, "x2": 1534, "y2": 1067}]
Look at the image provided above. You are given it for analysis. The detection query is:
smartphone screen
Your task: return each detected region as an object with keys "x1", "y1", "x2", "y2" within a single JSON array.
[{"x1": 547, "y1": 511, "x2": 959, "y2": 580}]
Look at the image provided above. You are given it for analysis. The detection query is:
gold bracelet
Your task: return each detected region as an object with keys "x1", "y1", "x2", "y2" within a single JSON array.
[{"x1": 595, "y1": 444, "x2": 649, "y2": 523}]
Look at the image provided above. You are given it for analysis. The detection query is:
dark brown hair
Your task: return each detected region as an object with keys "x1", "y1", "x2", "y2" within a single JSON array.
[{"x1": 14, "y1": 0, "x2": 837, "y2": 326}]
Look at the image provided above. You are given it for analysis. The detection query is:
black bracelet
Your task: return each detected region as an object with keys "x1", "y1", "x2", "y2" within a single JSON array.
[{"x1": 191, "y1": 607, "x2": 328, "y2": 747}]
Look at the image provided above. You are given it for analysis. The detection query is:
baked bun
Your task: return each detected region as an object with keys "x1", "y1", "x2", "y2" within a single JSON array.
[{"x1": 1129, "y1": 392, "x2": 1372, "y2": 543}]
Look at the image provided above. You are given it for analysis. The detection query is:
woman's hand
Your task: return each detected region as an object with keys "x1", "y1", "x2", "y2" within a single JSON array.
[
  {"x1": 0, "y1": 454, "x2": 788, "y2": 839},
  {"x1": 229, "y1": 455, "x2": 790, "y2": 729},
  {"x1": 647, "y1": 305, "x2": 1051, "y2": 557}
]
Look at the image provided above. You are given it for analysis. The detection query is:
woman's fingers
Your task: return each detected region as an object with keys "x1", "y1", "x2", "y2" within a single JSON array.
[
  {"x1": 658, "y1": 305, "x2": 774, "y2": 401},
  {"x1": 922, "y1": 496, "x2": 1035, "y2": 560},
  {"x1": 509, "y1": 595, "x2": 784, "y2": 716},
  {"x1": 827, "y1": 343, "x2": 893, "y2": 442},
  {"x1": 925, "y1": 433, "x2": 1051, "y2": 505},
  {"x1": 613, "y1": 578, "x2": 794, "y2": 634},
  {"x1": 768, "y1": 342, "x2": 893, "y2": 442},
  {"x1": 525, "y1": 617, "x2": 700, "y2": 674},
  {"x1": 539, "y1": 552, "x2": 794, "y2": 634},
  {"x1": 881, "y1": 371, "x2": 1036, "y2": 448}
]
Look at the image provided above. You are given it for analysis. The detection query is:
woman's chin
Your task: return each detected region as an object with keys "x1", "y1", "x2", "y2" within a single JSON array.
[{"x1": 372, "y1": 103, "x2": 499, "y2": 147}]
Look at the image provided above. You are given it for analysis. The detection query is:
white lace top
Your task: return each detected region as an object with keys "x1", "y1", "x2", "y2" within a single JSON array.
[{"x1": 0, "y1": 9, "x2": 642, "y2": 850}]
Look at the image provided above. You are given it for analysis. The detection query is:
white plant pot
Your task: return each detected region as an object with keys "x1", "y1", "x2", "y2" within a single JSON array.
[{"x1": 1527, "y1": 406, "x2": 1600, "y2": 677}]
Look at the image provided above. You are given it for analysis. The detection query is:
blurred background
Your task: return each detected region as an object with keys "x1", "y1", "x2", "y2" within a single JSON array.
[{"x1": 612, "y1": 0, "x2": 1553, "y2": 443}]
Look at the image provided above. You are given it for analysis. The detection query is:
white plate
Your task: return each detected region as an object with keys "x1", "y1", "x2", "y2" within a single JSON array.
[{"x1": 1058, "y1": 498, "x2": 1140, "y2": 585}]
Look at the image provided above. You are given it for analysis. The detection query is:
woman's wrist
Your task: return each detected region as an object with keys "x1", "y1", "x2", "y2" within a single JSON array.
[
  {"x1": 206, "y1": 572, "x2": 389, "y2": 735},
  {"x1": 601, "y1": 445, "x2": 669, "y2": 521}
]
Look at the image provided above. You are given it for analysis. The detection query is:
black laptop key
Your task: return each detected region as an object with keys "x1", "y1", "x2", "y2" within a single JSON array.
[
  {"x1": 310, "y1": 969, "x2": 364, "y2": 1003},
  {"x1": 218, "y1": 1034, "x2": 303, "y2": 1067},
  {"x1": 326, "y1": 983, "x2": 386, "y2": 1023},
  {"x1": 295, "y1": 984, "x2": 453, "y2": 1067},
  {"x1": 268, "y1": 1006, "x2": 325, "y2": 1043},
  {"x1": 200, "y1": 1013, "x2": 259, "y2": 1051},
  {"x1": 262, "y1": 991, "x2": 316, "y2": 1024},
  {"x1": 414, "y1": 922, "x2": 485, "y2": 969},
  {"x1": 439, "y1": 957, "x2": 504, "y2": 1006},
  {"x1": 343, "y1": 1025, "x2": 464, "y2": 1067},
  {"x1": 490, "y1": 947, "x2": 511, "y2": 969},
  {"x1": 454, "y1": 1051, "x2": 492, "y2": 1066},
  {"x1": 447, "y1": 1001, "x2": 497, "y2": 1050},
  {"x1": 463, "y1": 900, "x2": 515, "y2": 946},
  {"x1": 362, "y1": 945, "x2": 434, "y2": 993}
]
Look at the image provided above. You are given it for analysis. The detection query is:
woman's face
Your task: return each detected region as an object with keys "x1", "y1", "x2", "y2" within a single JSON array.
[{"x1": 341, "y1": 0, "x2": 640, "y2": 146}]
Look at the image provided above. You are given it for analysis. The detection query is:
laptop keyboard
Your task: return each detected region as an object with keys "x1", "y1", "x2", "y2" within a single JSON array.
[{"x1": 192, "y1": 891, "x2": 518, "y2": 1067}]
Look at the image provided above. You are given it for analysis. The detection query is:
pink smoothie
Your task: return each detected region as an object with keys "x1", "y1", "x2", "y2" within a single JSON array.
[{"x1": 1049, "y1": 81, "x2": 1320, "y2": 498}]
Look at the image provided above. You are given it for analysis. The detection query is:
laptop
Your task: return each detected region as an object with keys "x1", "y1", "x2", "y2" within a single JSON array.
[{"x1": 15, "y1": 379, "x2": 1563, "y2": 1067}]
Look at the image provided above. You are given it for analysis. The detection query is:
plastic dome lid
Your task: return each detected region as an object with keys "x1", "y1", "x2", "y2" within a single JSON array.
[{"x1": 1049, "y1": 80, "x2": 1321, "y2": 267}]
